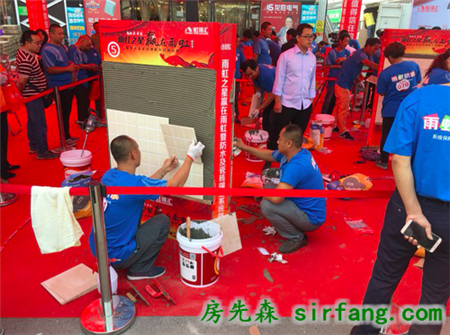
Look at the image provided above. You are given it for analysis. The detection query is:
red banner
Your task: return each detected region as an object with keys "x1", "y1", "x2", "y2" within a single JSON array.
[
  {"x1": 260, "y1": 2, "x2": 301, "y2": 44},
  {"x1": 26, "y1": 0, "x2": 50, "y2": 33},
  {"x1": 99, "y1": 21, "x2": 235, "y2": 217},
  {"x1": 340, "y1": 0, "x2": 362, "y2": 39},
  {"x1": 83, "y1": 0, "x2": 121, "y2": 35}
]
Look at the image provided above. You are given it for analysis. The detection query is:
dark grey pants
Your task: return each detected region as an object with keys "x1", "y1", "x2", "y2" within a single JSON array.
[
  {"x1": 260, "y1": 199, "x2": 320, "y2": 239},
  {"x1": 113, "y1": 214, "x2": 170, "y2": 274}
]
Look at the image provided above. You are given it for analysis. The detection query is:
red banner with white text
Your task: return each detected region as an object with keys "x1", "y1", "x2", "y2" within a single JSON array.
[
  {"x1": 26, "y1": 0, "x2": 50, "y2": 33},
  {"x1": 340, "y1": 0, "x2": 362, "y2": 39}
]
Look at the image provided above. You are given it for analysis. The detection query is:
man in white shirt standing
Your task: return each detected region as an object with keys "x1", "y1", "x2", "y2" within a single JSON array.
[{"x1": 273, "y1": 23, "x2": 316, "y2": 135}]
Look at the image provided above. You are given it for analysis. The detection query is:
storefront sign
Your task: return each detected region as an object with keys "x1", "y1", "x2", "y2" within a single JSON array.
[
  {"x1": 328, "y1": 8, "x2": 342, "y2": 24},
  {"x1": 26, "y1": 0, "x2": 50, "y2": 33},
  {"x1": 67, "y1": 7, "x2": 86, "y2": 45},
  {"x1": 100, "y1": 21, "x2": 235, "y2": 217},
  {"x1": 301, "y1": 5, "x2": 318, "y2": 32},
  {"x1": 410, "y1": 0, "x2": 450, "y2": 30},
  {"x1": 83, "y1": 0, "x2": 121, "y2": 35},
  {"x1": 339, "y1": 0, "x2": 362, "y2": 39},
  {"x1": 260, "y1": 2, "x2": 301, "y2": 44}
]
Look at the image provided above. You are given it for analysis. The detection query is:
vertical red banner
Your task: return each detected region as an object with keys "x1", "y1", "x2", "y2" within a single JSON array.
[
  {"x1": 26, "y1": 0, "x2": 50, "y2": 33},
  {"x1": 339, "y1": 0, "x2": 362, "y2": 39},
  {"x1": 213, "y1": 23, "x2": 236, "y2": 218}
]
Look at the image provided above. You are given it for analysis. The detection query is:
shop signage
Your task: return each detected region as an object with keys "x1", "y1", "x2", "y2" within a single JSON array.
[
  {"x1": 301, "y1": 5, "x2": 318, "y2": 32},
  {"x1": 67, "y1": 7, "x2": 87, "y2": 45},
  {"x1": 410, "y1": 0, "x2": 450, "y2": 30},
  {"x1": 83, "y1": 0, "x2": 121, "y2": 35},
  {"x1": 100, "y1": 21, "x2": 236, "y2": 217},
  {"x1": 260, "y1": 2, "x2": 301, "y2": 44},
  {"x1": 339, "y1": 0, "x2": 362, "y2": 39},
  {"x1": 26, "y1": 0, "x2": 50, "y2": 33}
]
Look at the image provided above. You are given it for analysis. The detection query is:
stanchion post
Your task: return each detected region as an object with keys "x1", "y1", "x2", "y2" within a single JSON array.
[
  {"x1": 52, "y1": 86, "x2": 72, "y2": 153},
  {"x1": 81, "y1": 181, "x2": 135, "y2": 335}
]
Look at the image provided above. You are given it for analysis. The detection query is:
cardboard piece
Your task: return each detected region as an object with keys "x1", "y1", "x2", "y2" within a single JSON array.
[
  {"x1": 41, "y1": 264, "x2": 97, "y2": 305},
  {"x1": 212, "y1": 213, "x2": 242, "y2": 256}
]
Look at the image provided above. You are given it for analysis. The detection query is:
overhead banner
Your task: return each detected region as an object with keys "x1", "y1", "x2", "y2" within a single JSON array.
[
  {"x1": 67, "y1": 7, "x2": 87, "y2": 45},
  {"x1": 340, "y1": 0, "x2": 363, "y2": 39},
  {"x1": 26, "y1": 0, "x2": 50, "y2": 33},
  {"x1": 100, "y1": 20, "x2": 235, "y2": 217},
  {"x1": 410, "y1": 0, "x2": 450, "y2": 30},
  {"x1": 301, "y1": 5, "x2": 318, "y2": 32},
  {"x1": 83, "y1": 0, "x2": 121, "y2": 35},
  {"x1": 260, "y1": 2, "x2": 301, "y2": 44}
]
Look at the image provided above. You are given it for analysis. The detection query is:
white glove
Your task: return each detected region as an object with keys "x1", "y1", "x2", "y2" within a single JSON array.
[
  {"x1": 187, "y1": 140, "x2": 205, "y2": 161},
  {"x1": 249, "y1": 108, "x2": 260, "y2": 119}
]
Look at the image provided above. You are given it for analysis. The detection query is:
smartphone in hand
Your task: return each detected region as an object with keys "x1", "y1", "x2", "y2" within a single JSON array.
[{"x1": 401, "y1": 219, "x2": 442, "y2": 253}]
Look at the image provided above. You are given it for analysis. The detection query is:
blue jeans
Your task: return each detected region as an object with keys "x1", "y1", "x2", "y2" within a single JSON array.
[{"x1": 25, "y1": 98, "x2": 48, "y2": 154}]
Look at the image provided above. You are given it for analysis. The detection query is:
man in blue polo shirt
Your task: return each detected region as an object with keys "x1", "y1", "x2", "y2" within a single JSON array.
[
  {"x1": 84, "y1": 37, "x2": 102, "y2": 116},
  {"x1": 234, "y1": 35, "x2": 246, "y2": 123},
  {"x1": 68, "y1": 35, "x2": 99, "y2": 122},
  {"x1": 253, "y1": 22, "x2": 272, "y2": 65},
  {"x1": 376, "y1": 42, "x2": 421, "y2": 170},
  {"x1": 334, "y1": 38, "x2": 380, "y2": 140},
  {"x1": 352, "y1": 81, "x2": 450, "y2": 335},
  {"x1": 241, "y1": 59, "x2": 278, "y2": 155},
  {"x1": 322, "y1": 32, "x2": 351, "y2": 114},
  {"x1": 234, "y1": 124, "x2": 326, "y2": 253},
  {"x1": 89, "y1": 135, "x2": 205, "y2": 280},
  {"x1": 425, "y1": 48, "x2": 450, "y2": 85},
  {"x1": 41, "y1": 24, "x2": 79, "y2": 145}
]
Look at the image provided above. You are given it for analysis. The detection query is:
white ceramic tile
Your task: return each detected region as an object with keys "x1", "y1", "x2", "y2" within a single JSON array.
[{"x1": 160, "y1": 124, "x2": 202, "y2": 164}]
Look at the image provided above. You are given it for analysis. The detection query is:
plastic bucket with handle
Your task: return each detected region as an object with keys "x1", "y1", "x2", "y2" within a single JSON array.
[
  {"x1": 60, "y1": 150, "x2": 92, "y2": 179},
  {"x1": 244, "y1": 130, "x2": 269, "y2": 162},
  {"x1": 176, "y1": 221, "x2": 223, "y2": 288},
  {"x1": 315, "y1": 114, "x2": 335, "y2": 140}
]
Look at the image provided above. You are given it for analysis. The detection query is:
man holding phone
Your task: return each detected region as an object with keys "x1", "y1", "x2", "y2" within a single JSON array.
[{"x1": 352, "y1": 78, "x2": 450, "y2": 334}]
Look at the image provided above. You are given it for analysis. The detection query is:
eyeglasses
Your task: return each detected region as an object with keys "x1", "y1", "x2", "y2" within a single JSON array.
[{"x1": 300, "y1": 35, "x2": 314, "y2": 40}]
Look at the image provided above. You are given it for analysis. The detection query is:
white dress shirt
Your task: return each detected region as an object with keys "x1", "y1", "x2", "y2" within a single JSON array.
[{"x1": 273, "y1": 44, "x2": 317, "y2": 110}]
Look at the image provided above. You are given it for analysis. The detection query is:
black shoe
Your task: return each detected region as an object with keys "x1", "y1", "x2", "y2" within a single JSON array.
[
  {"x1": 339, "y1": 131, "x2": 354, "y2": 140},
  {"x1": 262, "y1": 161, "x2": 272, "y2": 171},
  {"x1": 127, "y1": 266, "x2": 166, "y2": 280},
  {"x1": 332, "y1": 126, "x2": 340, "y2": 132},
  {"x1": 278, "y1": 236, "x2": 307, "y2": 254},
  {"x1": 1, "y1": 172, "x2": 16, "y2": 179},
  {"x1": 235, "y1": 118, "x2": 241, "y2": 124},
  {"x1": 7, "y1": 164, "x2": 20, "y2": 170},
  {"x1": 37, "y1": 151, "x2": 60, "y2": 160},
  {"x1": 375, "y1": 160, "x2": 388, "y2": 170}
]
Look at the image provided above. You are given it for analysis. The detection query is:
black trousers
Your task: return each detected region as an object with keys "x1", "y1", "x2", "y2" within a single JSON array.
[
  {"x1": 356, "y1": 190, "x2": 450, "y2": 335},
  {"x1": 380, "y1": 117, "x2": 395, "y2": 164},
  {"x1": 74, "y1": 85, "x2": 90, "y2": 122},
  {"x1": 59, "y1": 88, "x2": 74, "y2": 139},
  {"x1": 234, "y1": 82, "x2": 240, "y2": 119},
  {"x1": 0, "y1": 112, "x2": 8, "y2": 178},
  {"x1": 276, "y1": 104, "x2": 313, "y2": 137},
  {"x1": 262, "y1": 100, "x2": 278, "y2": 150},
  {"x1": 112, "y1": 215, "x2": 170, "y2": 274}
]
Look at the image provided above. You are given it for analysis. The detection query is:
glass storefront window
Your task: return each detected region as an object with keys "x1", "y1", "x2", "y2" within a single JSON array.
[
  {"x1": 120, "y1": 1, "x2": 134, "y2": 20},
  {"x1": 0, "y1": 0, "x2": 18, "y2": 25},
  {"x1": 213, "y1": 1, "x2": 248, "y2": 35},
  {"x1": 136, "y1": 0, "x2": 170, "y2": 21},
  {"x1": 198, "y1": 0, "x2": 210, "y2": 23},
  {"x1": 172, "y1": 1, "x2": 186, "y2": 22},
  {"x1": 249, "y1": 1, "x2": 260, "y2": 32}
]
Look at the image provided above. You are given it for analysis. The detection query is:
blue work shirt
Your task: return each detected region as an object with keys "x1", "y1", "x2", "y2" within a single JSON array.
[
  {"x1": 384, "y1": 85, "x2": 450, "y2": 202},
  {"x1": 377, "y1": 61, "x2": 422, "y2": 118},
  {"x1": 235, "y1": 46, "x2": 245, "y2": 79},
  {"x1": 272, "y1": 149, "x2": 326, "y2": 224},
  {"x1": 240, "y1": 40, "x2": 254, "y2": 48},
  {"x1": 40, "y1": 43, "x2": 72, "y2": 87},
  {"x1": 336, "y1": 48, "x2": 368, "y2": 90},
  {"x1": 254, "y1": 63, "x2": 276, "y2": 93},
  {"x1": 426, "y1": 68, "x2": 450, "y2": 85},
  {"x1": 68, "y1": 45, "x2": 89, "y2": 86},
  {"x1": 253, "y1": 37, "x2": 271, "y2": 65},
  {"x1": 349, "y1": 39, "x2": 360, "y2": 50},
  {"x1": 89, "y1": 169, "x2": 167, "y2": 264},
  {"x1": 311, "y1": 40, "x2": 318, "y2": 54},
  {"x1": 267, "y1": 39, "x2": 281, "y2": 67},
  {"x1": 85, "y1": 48, "x2": 102, "y2": 67},
  {"x1": 325, "y1": 48, "x2": 351, "y2": 81}
]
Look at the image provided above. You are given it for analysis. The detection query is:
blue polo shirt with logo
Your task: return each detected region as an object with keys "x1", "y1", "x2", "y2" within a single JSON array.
[{"x1": 40, "y1": 43, "x2": 72, "y2": 88}]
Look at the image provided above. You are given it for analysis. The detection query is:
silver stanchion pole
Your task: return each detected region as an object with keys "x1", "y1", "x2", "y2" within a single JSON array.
[
  {"x1": 80, "y1": 181, "x2": 135, "y2": 335},
  {"x1": 52, "y1": 86, "x2": 73, "y2": 153}
]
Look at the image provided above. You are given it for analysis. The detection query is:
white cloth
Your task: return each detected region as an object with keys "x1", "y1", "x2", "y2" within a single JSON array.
[
  {"x1": 249, "y1": 91, "x2": 262, "y2": 116},
  {"x1": 31, "y1": 186, "x2": 84, "y2": 254}
]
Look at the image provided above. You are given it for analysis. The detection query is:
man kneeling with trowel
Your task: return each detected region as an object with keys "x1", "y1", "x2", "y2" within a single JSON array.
[
  {"x1": 89, "y1": 135, "x2": 204, "y2": 280},
  {"x1": 235, "y1": 124, "x2": 326, "y2": 253}
]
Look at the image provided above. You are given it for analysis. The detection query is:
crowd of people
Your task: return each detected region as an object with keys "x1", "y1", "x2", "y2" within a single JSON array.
[{"x1": 0, "y1": 23, "x2": 102, "y2": 180}]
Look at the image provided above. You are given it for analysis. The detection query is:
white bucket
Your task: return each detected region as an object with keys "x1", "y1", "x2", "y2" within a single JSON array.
[
  {"x1": 60, "y1": 150, "x2": 92, "y2": 179},
  {"x1": 315, "y1": 114, "x2": 335, "y2": 140},
  {"x1": 176, "y1": 221, "x2": 223, "y2": 288},
  {"x1": 244, "y1": 130, "x2": 269, "y2": 162}
]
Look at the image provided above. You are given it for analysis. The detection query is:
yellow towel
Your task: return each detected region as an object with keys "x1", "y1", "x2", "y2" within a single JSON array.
[{"x1": 31, "y1": 186, "x2": 84, "y2": 254}]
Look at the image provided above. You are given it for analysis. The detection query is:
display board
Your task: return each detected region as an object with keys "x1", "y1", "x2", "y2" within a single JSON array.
[
  {"x1": 100, "y1": 21, "x2": 236, "y2": 217},
  {"x1": 367, "y1": 28, "x2": 450, "y2": 146},
  {"x1": 260, "y1": 2, "x2": 301, "y2": 44},
  {"x1": 410, "y1": 0, "x2": 450, "y2": 30}
]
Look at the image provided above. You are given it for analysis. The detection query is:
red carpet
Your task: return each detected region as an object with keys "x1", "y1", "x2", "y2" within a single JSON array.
[{"x1": 0, "y1": 97, "x2": 437, "y2": 319}]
